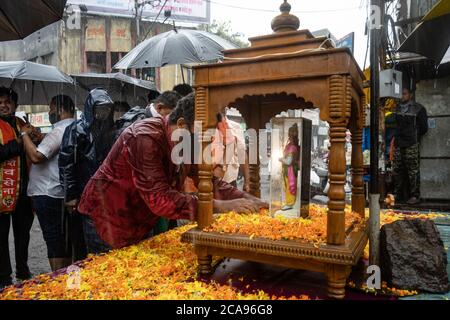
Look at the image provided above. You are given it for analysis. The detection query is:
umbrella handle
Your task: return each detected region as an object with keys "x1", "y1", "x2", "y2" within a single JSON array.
[
  {"x1": 181, "y1": 66, "x2": 185, "y2": 84},
  {"x1": 31, "y1": 80, "x2": 35, "y2": 106}
]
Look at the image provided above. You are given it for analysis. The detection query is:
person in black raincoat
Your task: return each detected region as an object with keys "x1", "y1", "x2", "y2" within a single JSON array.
[{"x1": 58, "y1": 88, "x2": 116, "y2": 261}]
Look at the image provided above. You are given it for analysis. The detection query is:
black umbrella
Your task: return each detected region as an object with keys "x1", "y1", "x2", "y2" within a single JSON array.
[
  {"x1": 114, "y1": 29, "x2": 237, "y2": 70},
  {"x1": 0, "y1": 60, "x2": 85, "y2": 106},
  {"x1": 72, "y1": 73, "x2": 159, "y2": 107},
  {"x1": 0, "y1": 0, "x2": 67, "y2": 41}
]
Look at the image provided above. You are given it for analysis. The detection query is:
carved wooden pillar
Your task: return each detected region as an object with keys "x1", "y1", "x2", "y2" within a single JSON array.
[
  {"x1": 196, "y1": 245, "x2": 212, "y2": 275},
  {"x1": 195, "y1": 87, "x2": 213, "y2": 274},
  {"x1": 248, "y1": 96, "x2": 261, "y2": 198},
  {"x1": 195, "y1": 87, "x2": 213, "y2": 229},
  {"x1": 197, "y1": 159, "x2": 213, "y2": 229},
  {"x1": 327, "y1": 123, "x2": 347, "y2": 245},
  {"x1": 351, "y1": 126, "x2": 365, "y2": 218},
  {"x1": 249, "y1": 164, "x2": 261, "y2": 198},
  {"x1": 326, "y1": 264, "x2": 352, "y2": 299},
  {"x1": 327, "y1": 75, "x2": 351, "y2": 245}
]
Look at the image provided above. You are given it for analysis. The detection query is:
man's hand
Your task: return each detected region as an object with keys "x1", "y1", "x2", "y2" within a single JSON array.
[
  {"x1": 20, "y1": 124, "x2": 33, "y2": 135},
  {"x1": 213, "y1": 165, "x2": 225, "y2": 179},
  {"x1": 214, "y1": 198, "x2": 261, "y2": 214},
  {"x1": 242, "y1": 193, "x2": 269, "y2": 210},
  {"x1": 243, "y1": 181, "x2": 251, "y2": 193},
  {"x1": 29, "y1": 128, "x2": 44, "y2": 145},
  {"x1": 253, "y1": 198, "x2": 269, "y2": 209},
  {"x1": 65, "y1": 199, "x2": 79, "y2": 214},
  {"x1": 16, "y1": 124, "x2": 32, "y2": 145}
]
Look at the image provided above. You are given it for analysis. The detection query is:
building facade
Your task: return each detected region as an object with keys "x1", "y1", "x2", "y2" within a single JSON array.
[
  {"x1": 0, "y1": 10, "x2": 194, "y2": 89},
  {"x1": 0, "y1": 9, "x2": 194, "y2": 131}
]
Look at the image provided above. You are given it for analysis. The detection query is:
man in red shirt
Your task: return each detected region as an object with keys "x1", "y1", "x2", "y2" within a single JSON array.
[{"x1": 78, "y1": 93, "x2": 267, "y2": 253}]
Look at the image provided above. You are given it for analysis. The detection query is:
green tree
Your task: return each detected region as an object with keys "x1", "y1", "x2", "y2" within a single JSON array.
[{"x1": 198, "y1": 20, "x2": 249, "y2": 48}]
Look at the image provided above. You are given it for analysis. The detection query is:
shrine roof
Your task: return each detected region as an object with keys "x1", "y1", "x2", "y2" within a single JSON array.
[
  {"x1": 194, "y1": 1, "x2": 365, "y2": 84},
  {"x1": 194, "y1": 46, "x2": 365, "y2": 81},
  {"x1": 223, "y1": 36, "x2": 334, "y2": 58},
  {"x1": 248, "y1": 29, "x2": 315, "y2": 47}
]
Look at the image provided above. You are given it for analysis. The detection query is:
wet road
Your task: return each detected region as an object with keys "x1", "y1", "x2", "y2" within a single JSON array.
[{"x1": 8, "y1": 217, "x2": 51, "y2": 283}]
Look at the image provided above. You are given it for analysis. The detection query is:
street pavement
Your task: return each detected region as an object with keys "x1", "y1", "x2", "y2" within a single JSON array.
[{"x1": 8, "y1": 217, "x2": 51, "y2": 283}]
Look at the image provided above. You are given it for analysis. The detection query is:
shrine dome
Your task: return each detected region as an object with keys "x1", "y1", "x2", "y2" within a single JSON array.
[{"x1": 271, "y1": 0, "x2": 301, "y2": 33}]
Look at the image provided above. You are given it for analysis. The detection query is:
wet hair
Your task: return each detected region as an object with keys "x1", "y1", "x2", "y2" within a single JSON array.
[
  {"x1": 173, "y1": 84, "x2": 193, "y2": 97},
  {"x1": 154, "y1": 91, "x2": 182, "y2": 110},
  {"x1": 51, "y1": 95, "x2": 75, "y2": 115},
  {"x1": 147, "y1": 91, "x2": 160, "y2": 103},
  {"x1": 0, "y1": 87, "x2": 18, "y2": 105},
  {"x1": 289, "y1": 123, "x2": 299, "y2": 133},
  {"x1": 169, "y1": 93, "x2": 195, "y2": 128}
]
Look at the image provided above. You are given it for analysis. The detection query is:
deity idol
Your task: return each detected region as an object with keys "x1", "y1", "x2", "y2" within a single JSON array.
[{"x1": 279, "y1": 123, "x2": 300, "y2": 211}]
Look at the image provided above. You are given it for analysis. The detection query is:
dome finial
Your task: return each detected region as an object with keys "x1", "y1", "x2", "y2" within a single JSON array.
[
  {"x1": 280, "y1": 0, "x2": 291, "y2": 13},
  {"x1": 271, "y1": 1, "x2": 300, "y2": 33}
]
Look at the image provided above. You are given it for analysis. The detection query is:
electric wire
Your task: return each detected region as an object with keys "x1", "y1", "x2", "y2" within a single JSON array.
[
  {"x1": 203, "y1": 0, "x2": 362, "y2": 14},
  {"x1": 141, "y1": 0, "x2": 169, "y2": 42}
]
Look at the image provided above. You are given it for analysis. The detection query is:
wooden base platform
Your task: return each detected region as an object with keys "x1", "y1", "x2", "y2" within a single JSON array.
[{"x1": 182, "y1": 225, "x2": 368, "y2": 299}]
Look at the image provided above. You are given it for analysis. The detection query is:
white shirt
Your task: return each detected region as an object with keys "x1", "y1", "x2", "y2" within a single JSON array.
[
  {"x1": 27, "y1": 118, "x2": 75, "y2": 199},
  {"x1": 212, "y1": 119, "x2": 246, "y2": 183},
  {"x1": 149, "y1": 103, "x2": 162, "y2": 118}
]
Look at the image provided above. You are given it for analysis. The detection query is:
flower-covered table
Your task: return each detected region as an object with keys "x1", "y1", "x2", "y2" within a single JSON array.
[{"x1": 0, "y1": 207, "x2": 443, "y2": 300}]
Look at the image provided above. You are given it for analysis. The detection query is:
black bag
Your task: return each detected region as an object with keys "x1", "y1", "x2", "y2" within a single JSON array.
[{"x1": 115, "y1": 106, "x2": 150, "y2": 139}]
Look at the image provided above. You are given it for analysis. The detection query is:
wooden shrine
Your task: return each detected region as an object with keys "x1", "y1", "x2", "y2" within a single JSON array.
[{"x1": 182, "y1": 1, "x2": 368, "y2": 299}]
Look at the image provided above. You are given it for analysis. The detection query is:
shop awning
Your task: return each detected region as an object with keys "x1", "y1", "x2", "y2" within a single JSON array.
[{"x1": 398, "y1": 0, "x2": 450, "y2": 65}]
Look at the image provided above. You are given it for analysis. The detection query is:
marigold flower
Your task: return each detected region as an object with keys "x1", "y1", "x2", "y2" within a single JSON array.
[
  {"x1": 0, "y1": 225, "x2": 310, "y2": 300},
  {"x1": 205, "y1": 204, "x2": 364, "y2": 245}
]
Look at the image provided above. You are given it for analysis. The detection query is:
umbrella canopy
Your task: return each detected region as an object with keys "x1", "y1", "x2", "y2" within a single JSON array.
[
  {"x1": 0, "y1": 0, "x2": 67, "y2": 41},
  {"x1": 398, "y1": 0, "x2": 450, "y2": 65},
  {"x1": 441, "y1": 47, "x2": 450, "y2": 65},
  {"x1": 72, "y1": 73, "x2": 159, "y2": 107},
  {"x1": 0, "y1": 60, "x2": 84, "y2": 106},
  {"x1": 114, "y1": 29, "x2": 237, "y2": 70}
]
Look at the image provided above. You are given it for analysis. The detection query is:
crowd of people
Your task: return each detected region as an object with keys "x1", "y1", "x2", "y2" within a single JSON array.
[
  {"x1": 0, "y1": 81, "x2": 428, "y2": 290},
  {"x1": 0, "y1": 84, "x2": 267, "y2": 289}
]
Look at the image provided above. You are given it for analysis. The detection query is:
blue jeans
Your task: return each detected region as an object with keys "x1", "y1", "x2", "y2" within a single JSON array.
[
  {"x1": 81, "y1": 215, "x2": 112, "y2": 255},
  {"x1": 33, "y1": 196, "x2": 70, "y2": 259}
]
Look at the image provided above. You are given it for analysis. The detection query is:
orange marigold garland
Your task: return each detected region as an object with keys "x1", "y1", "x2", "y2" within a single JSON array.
[
  {"x1": 205, "y1": 204, "x2": 364, "y2": 246},
  {"x1": 1, "y1": 206, "x2": 442, "y2": 300},
  {"x1": 347, "y1": 281, "x2": 419, "y2": 297},
  {"x1": 0, "y1": 225, "x2": 310, "y2": 300}
]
